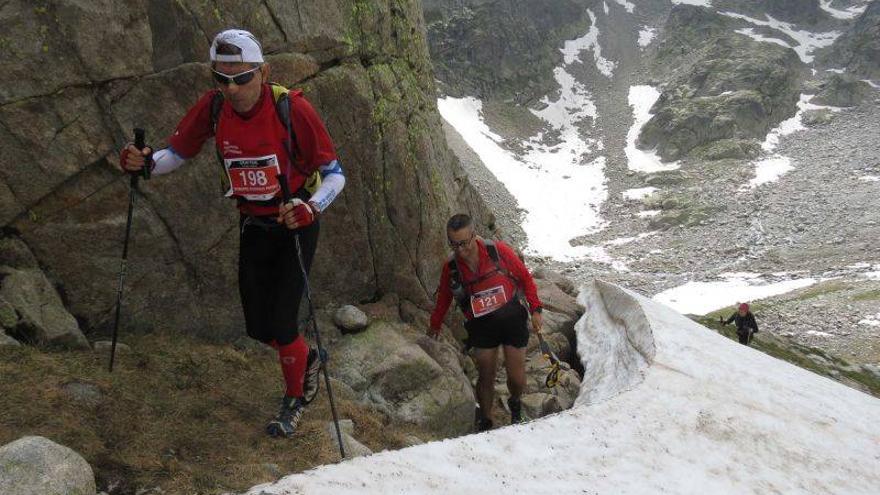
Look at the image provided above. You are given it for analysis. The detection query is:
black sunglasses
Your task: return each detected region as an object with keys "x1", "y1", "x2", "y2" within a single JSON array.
[
  {"x1": 212, "y1": 67, "x2": 260, "y2": 86},
  {"x1": 448, "y1": 232, "x2": 475, "y2": 250}
]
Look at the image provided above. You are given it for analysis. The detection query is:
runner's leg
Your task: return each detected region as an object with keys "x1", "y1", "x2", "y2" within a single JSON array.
[{"x1": 474, "y1": 347, "x2": 499, "y2": 420}]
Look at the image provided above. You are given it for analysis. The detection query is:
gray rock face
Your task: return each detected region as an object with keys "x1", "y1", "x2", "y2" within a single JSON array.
[
  {"x1": 333, "y1": 305, "x2": 370, "y2": 333},
  {"x1": 0, "y1": 235, "x2": 39, "y2": 269},
  {"x1": 0, "y1": 268, "x2": 89, "y2": 349},
  {"x1": 535, "y1": 279, "x2": 583, "y2": 319},
  {"x1": 0, "y1": 0, "x2": 492, "y2": 340},
  {"x1": 812, "y1": 74, "x2": 873, "y2": 107},
  {"x1": 426, "y1": 0, "x2": 594, "y2": 101},
  {"x1": 713, "y1": 0, "x2": 822, "y2": 25},
  {"x1": 644, "y1": 6, "x2": 806, "y2": 161},
  {"x1": 0, "y1": 436, "x2": 96, "y2": 495},
  {"x1": 824, "y1": 1, "x2": 880, "y2": 78},
  {"x1": 331, "y1": 321, "x2": 474, "y2": 436}
]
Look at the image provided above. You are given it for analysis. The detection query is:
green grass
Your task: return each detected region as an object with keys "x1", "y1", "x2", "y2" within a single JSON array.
[{"x1": 854, "y1": 289, "x2": 880, "y2": 301}]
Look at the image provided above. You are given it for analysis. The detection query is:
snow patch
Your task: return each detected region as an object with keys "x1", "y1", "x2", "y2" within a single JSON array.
[
  {"x1": 637, "y1": 210, "x2": 662, "y2": 218},
  {"x1": 562, "y1": 10, "x2": 616, "y2": 77},
  {"x1": 438, "y1": 97, "x2": 606, "y2": 261},
  {"x1": 721, "y1": 11, "x2": 840, "y2": 63},
  {"x1": 245, "y1": 281, "x2": 880, "y2": 495},
  {"x1": 863, "y1": 79, "x2": 880, "y2": 90},
  {"x1": 735, "y1": 28, "x2": 793, "y2": 49},
  {"x1": 745, "y1": 94, "x2": 842, "y2": 189},
  {"x1": 638, "y1": 27, "x2": 656, "y2": 48},
  {"x1": 622, "y1": 187, "x2": 658, "y2": 200},
  {"x1": 859, "y1": 175, "x2": 880, "y2": 182},
  {"x1": 859, "y1": 314, "x2": 880, "y2": 327},
  {"x1": 819, "y1": 0, "x2": 868, "y2": 19},
  {"x1": 613, "y1": 0, "x2": 635, "y2": 14},
  {"x1": 625, "y1": 86, "x2": 680, "y2": 173},
  {"x1": 805, "y1": 330, "x2": 833, "y2": 338},
  {"x1": 826, "y1": 68, "x2": 846, "y2": 74},
  {"x1": 672, "y1": 0, "x2": 712, "y2": 5},
  {"x1": 653, "y1": 273, "x2": 819, "y2": 315},
  {"x1": 749, "y1": 156, "x2": 794, "y2": 188},
  {"x1": 604, "y1": 232, "x2": 655, "y2": 246},
  {"x1": 603, "y1": 1, "x2": 609, "y2": 15}
]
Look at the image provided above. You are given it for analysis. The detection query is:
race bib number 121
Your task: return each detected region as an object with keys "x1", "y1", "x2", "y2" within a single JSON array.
[{"x1": 471, "y1": 285, "x2": 509, "y2": 318}]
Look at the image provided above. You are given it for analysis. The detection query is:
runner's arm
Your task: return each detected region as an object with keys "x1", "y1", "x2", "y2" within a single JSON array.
[
  {"x1": 149, "y1": 147, "x2": 186, "y2": 175},
  {"x1": 308, "y1": 159, "x2": 345, "y2": 213},
  {"x1": 429, "y1": 263, "x2": 454, "y2": 331},
  {"x1": 497, "y1": 242, "x2": 542, "y2": 313}
]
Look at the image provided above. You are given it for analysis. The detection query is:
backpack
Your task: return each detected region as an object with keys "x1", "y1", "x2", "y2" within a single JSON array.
[
  {"x1": 210, "y1": 83, "x2": 321, "y2": 198},
  {"x1": 448, "y1": 239, "x2": 519, "y2": 311}
]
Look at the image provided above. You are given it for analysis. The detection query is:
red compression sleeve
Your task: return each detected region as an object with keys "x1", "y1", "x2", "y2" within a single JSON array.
[{"x1": 277, "y1": 335, "x2": 309, "y2": 398}]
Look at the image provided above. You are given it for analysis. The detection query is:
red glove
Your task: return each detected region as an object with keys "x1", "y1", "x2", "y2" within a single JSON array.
[
  {"x1": 119, "y1": 144, "x2": 152, "y2": 173},
  {"x1": 277, "y1": 199, "x2": 318, "y2": 230}
]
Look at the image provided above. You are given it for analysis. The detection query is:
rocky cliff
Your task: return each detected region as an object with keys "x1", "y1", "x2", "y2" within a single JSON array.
[
  {"x1": 823, "y1": 0, "x2": 880, "y2": 78},
  {"x1": 426, "y1": 0, "x2": 594, "y2": 102},
  {"x1": 0, "y1": 0, "x2": 490, "y2": 341},
  {"x1": 641, "y1": 5, "x2": 807, "y2": 161}
]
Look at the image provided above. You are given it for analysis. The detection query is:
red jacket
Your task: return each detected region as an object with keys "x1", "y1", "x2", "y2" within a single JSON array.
[
  {"x1": 168, "y1": 84, "x2": 337, "y2": 216},
  {"x1": 430, "y1": 239, "x2": 541, "y2": 330}
]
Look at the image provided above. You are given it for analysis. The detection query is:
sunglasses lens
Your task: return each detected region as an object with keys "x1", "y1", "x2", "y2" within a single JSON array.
[
  {"x1": 212, "y1": 71, "x2": 231, "y2": 85},
  {"x1": 232, "y1": 71, "x2": 256, "y2": 85},
  {"x1": 212, "y1": 68, "x2": 257, "y2": 86}
]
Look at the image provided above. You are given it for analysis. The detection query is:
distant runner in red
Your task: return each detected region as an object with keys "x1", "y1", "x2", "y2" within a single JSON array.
[
  {"x1": 119, "y1": 29, "x2": 345, "y2": 438},
  {"x1": 429, "y1": 214, "x2": 543, "y2": 430}
]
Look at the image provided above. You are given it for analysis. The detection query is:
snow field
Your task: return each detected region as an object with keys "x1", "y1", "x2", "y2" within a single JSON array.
[{"x1": 245, "y1": 281, "x2": 880, "y2": 495}]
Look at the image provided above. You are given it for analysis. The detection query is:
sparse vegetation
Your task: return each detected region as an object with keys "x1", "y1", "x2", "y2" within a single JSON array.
[
  {"x1": 694, "y1": 307, "x2": 880, "y2": 398},
  {"x1": 0, "y1": 331, "x2": 440, "y2": 494}
]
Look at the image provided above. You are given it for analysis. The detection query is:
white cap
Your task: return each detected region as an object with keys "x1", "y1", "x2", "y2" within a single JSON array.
[{"x1": 209, "y1": 29, "x2": 264, "y2": 63}]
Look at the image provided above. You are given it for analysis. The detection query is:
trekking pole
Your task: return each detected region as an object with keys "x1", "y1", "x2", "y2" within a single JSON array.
[
  {"x1": 277, "y1": 174, "x2": 346, "y2": 460},
  {"x1": 109, "y1": 128, "x2": 150, "y2": 372}
]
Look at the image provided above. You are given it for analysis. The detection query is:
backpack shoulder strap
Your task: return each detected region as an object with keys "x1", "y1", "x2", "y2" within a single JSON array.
[
  {"x1": 210, "y1": 90, "x2": 224, "y2": 134},
  {"x1": 484, "y1": 239, "x2": 500, "y2": 265},
  {"x1": 447, "y1": 254, "x2": 460, "y2": 285},
  {"x1": 209, "y1": 91, "x2": 229, "y2": 194},
  {"x1": 269, "y1": 83, "x2": 319, "y2": 189}
]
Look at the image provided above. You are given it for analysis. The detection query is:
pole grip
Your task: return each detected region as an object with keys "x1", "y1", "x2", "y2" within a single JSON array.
[
  {"x1": 133, "y1": 128, "x2": 150, "y2": 180},
  {"x1": 277, "y1": 173, "x2": 292, "y2": 203}
]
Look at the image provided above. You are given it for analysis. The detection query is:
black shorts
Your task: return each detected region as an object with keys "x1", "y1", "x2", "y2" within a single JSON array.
[
  {"x1": 464, "y1": 301, "x2": 530, "y2": 349},
  {"x1": 238, "y1": 216, "x2": 319, "y2": 345}
]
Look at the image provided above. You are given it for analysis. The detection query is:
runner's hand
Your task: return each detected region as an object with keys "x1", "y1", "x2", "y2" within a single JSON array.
[
  {"x1": 427, "y1": 326, "x2": 441, "y2": 340},
  {"x1": 531, "y1": 311, "x2": 543, "y2": 334},
  {"x1": 119, "y1": 143, "x2": 152, "y2": 173},
  {"x1": 277, "y1": 199, "x2": 317, "y2": 230}
]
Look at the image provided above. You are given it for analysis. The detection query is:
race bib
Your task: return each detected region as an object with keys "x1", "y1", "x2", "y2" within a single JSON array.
[
  {"x1": 224, "y1": 154, "x2": 282, "y2": 201},
  {"x1": 470, "y1": 285, "x2": 509, "y2": 318}
]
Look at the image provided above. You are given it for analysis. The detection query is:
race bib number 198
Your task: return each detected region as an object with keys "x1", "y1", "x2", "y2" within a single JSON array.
[
  {"x1": 471, "y1": 285, "x2": 509, "y2": 318},
  {"x1": 224, "y1": 154, "x2": 282, "y2": 201}
]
